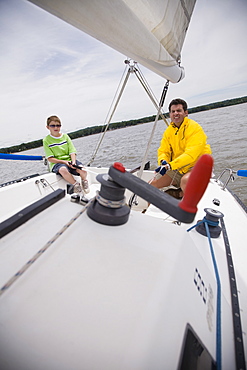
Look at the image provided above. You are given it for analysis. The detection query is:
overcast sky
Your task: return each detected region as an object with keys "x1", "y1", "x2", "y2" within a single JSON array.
[{"x1": 0, "y1": 0, "x2": 247, "y2": 147}]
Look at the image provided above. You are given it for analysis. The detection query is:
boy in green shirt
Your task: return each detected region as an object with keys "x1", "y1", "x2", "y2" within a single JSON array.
[{"x1": 43, "y1": 115, "x2": 89, "y2": 194}]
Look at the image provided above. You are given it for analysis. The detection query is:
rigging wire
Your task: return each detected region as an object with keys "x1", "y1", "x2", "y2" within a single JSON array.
[
  {"x1": 87, "y1": 60, "x2": 169, "y2": 166},
  {"x1": 87, "y1": 62, "x2": 130, "y2": 166},
  {"x1": 134, "y1": 67, "x2": 169, "y2": 127},
  {"x1": 128, "y1": 80, "x2": 170, "y2": 207},
  {"x1": 137, "y1": 80, "x2": 169, "y2": 179}
]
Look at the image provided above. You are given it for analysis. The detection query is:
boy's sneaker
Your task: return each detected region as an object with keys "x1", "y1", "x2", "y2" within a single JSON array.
[
  {"x1": 80, "y1": 195, "x2": 89, "y2": 205},
  {"x1": 73, "y1": 182, "x2": 83, "y2": 193},
  {"x1": 70, "y1": 193, "x2": 80, "y2": 203},
  {"x1": 70, "y1": 193, "x2": 89, "y2": 206},
  {"x1": 81, "y1": 179, "x2": 89, "y2": 194}
]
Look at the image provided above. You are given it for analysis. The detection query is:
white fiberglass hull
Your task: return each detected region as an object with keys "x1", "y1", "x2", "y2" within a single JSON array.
[{"x1": 0, "y1": 167, "x2": 246, "y2": 370}]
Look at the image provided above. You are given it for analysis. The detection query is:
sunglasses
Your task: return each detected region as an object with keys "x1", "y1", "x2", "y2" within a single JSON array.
[{"x1": 49, "y1": 124, "x2": 61, "y2": 128}]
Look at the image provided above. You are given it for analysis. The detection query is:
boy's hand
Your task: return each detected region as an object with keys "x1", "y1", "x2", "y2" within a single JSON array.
[{"x1": 68, "y1": 161, "x2": 83, "y2": 169}]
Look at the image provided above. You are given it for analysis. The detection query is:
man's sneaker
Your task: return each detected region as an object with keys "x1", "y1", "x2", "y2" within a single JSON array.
[
  {"x1": 165, "y1": 187, "x2": 183, "y2": 199},
  {"x1": 81, "y1": 179, "x2": 89, "y2": 194},
  {"x1": 73, "y1": 182, "x2": 83, "y2": 193}
]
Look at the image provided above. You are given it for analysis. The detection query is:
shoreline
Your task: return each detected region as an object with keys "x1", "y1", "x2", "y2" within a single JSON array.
[{"x1": 1, "y1": 96, "x2": 246, "y2": 154}]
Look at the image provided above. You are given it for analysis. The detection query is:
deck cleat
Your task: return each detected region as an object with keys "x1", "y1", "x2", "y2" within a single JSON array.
[{"x1": 213, "y1": 198, "x2": 220, "y2": 206}]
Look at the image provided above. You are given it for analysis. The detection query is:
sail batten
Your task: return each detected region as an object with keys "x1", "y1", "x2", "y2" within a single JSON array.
[{"x1": 28, "y1": 0, "x2": 196, "y2": 82}]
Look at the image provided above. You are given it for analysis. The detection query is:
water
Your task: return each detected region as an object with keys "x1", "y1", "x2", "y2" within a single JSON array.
[{"x1": 1, "y1": 103, "x2": 247, "y2": 205}]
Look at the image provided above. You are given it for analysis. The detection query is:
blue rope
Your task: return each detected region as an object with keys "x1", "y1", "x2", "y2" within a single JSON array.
[
  {"x1": 187, "y1": 218, "x2": 222, "y2": 370},
  {"x1": 0, "y1": 153, "x2": 43, "y2": 161},
  {"x1": 187, "y1": 217, "x2": 219, "y2": 232}
]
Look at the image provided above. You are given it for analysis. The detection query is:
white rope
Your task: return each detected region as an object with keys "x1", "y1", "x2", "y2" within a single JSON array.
[{"x1": 96, "y1": 191, "x2": 126, "y2": 208}]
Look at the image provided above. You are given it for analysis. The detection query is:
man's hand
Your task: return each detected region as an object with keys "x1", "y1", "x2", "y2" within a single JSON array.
[{"x1": 154, "y1": 160, "x2": 170, "y2": 176}]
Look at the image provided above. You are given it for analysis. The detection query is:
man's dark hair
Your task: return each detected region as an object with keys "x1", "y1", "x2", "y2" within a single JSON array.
[{"x1": 169, "y1": 98, "x2": 188, "y2": 112}]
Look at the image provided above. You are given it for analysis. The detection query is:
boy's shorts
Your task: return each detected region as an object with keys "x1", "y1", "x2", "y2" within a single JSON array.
[{"x1": 52, "y1": 160, "x2": 83, "y2": 176}]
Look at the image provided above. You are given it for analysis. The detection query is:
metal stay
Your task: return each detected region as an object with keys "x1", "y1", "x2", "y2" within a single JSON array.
[{"x1": 87, "y1": 60, "x2": 169, "y2": 167}]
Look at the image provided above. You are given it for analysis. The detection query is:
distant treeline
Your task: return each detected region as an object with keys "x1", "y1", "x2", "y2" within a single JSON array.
[
  {"x1": 187, "y1": 96, "x2": 247, "y2": 114},
  {"x1": 1, "y1": 95, "x2": 247, "y2": 154}
]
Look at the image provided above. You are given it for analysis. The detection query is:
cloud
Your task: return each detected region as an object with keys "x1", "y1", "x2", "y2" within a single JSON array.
[
  {"x1": 0, "y1": 0, "x2": 247, "y2": 146},
  {"x1": 173, "y1": 0, "x2": 247, "y2": 106}
]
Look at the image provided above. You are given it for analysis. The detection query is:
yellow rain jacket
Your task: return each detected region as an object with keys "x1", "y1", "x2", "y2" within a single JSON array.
[{"x1": 157, "y1": 117, "x2": 212, "y2": 174}]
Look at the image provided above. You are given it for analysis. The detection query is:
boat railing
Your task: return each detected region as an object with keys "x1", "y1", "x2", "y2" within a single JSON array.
[{"x1": 215, "y1": 168, "x2": 247, "y2": 190}]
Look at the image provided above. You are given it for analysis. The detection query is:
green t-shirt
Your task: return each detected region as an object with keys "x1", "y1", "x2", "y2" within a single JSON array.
[{"x1": 43, "y1": 133, "x2": 77, "y2": 170}]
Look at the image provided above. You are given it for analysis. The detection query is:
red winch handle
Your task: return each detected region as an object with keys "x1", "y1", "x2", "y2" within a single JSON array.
[{"x1": 179, "y1": 154, "x2": 214, "y2": 213}]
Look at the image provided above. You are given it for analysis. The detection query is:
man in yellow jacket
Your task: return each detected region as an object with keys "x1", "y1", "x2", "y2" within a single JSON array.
[{"x1": 151, "y1": 98, "x2": 212, "y2": 197}]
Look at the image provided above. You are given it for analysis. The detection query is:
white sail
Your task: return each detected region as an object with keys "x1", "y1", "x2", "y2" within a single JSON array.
[{"x1": 28, "y1": 0, "x2": 196, "y2": 83}]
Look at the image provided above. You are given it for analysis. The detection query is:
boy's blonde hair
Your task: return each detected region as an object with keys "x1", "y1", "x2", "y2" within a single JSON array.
[{"x1": 47, "y1": 115, "x2": 61, "y2": 125}]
